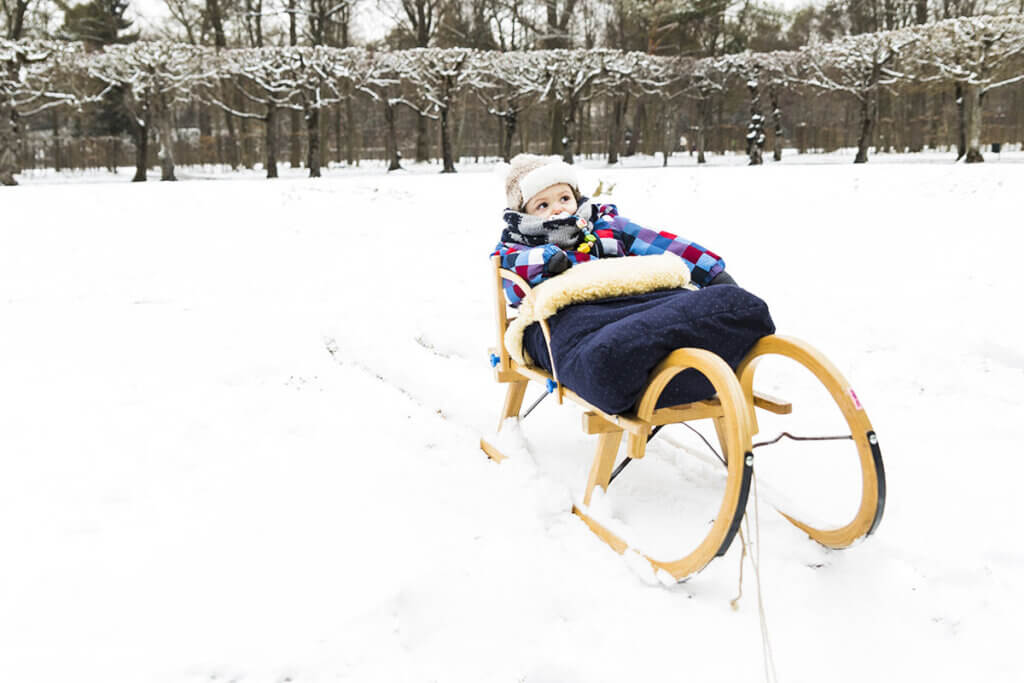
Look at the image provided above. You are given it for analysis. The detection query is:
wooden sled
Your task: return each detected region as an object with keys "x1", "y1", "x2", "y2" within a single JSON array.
[{"x1": 480, "y1": 255, "x2": 886, "y2": 582}]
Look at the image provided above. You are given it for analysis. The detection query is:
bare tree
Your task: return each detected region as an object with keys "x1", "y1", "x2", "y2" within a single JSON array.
[
  {"x1": 2, "y1": 0, "x2": 33, "y2": 39},
  {"x1": 89, "y1": 42, "x2": 206, "y2": 181},
  {"x1": 381, "y1": 0, "x2": 442, "y2": 161},
  {"x1": 917, "y1": 15, "x2": 1024, "y2": 162},
  {"x1": 540, "y1": 48, "x2": 604, "y2": 163},
  {"x1": 407, "y1": 47, "x2": 479, "y2": 172},
  {"x1": 719, "y1": 50, "x2": 768, "y2": 164},
  {"x1": 601, "y1": 50, "x2": 678, "y2": 165},
  {"x1": 796, "y1": 27, "x2": 919, "y2": 163},
  {"x1": 357, "y1": 49, "x2": 427, "y2": 171},
  {"x1": 515, "y1": 0, "x2": 578, "y2": 48},
  {"x1": 473, "y1": 50, "x2": 547, "y2": 162},
  {"x1": 1, "y1": 39, "x2": 79, "y2": 185},
  {"x1": 683, "y1": 56, "x2": 728, "y2": 163}
]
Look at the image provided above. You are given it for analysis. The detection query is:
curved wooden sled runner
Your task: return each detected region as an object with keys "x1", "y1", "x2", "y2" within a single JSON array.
[{"x1": 480, "y1": 256, "x2": 885, "y2": 581}]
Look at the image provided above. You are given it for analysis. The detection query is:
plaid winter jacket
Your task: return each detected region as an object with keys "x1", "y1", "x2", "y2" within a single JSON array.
[{"x1": 492, "y1": 202, "x2": 726, "y2": 306}]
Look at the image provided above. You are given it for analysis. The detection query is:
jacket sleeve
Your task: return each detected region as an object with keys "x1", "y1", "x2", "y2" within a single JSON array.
[
  {"x1": 492, "y1": 242, "x2": 569, "y2": 307},
  {"x1": 606, "y1": 216, "x2": 726, "y2": 287}
]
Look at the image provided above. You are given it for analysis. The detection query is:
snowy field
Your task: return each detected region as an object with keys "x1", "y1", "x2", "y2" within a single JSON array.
[{"x1": 2, "y1": 151, "x2": 1023, "y2": 683}]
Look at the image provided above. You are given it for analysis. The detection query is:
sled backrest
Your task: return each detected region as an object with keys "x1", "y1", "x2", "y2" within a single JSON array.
[{"x1": 491, "y1": 254, "x2": 534, "y2": 374}]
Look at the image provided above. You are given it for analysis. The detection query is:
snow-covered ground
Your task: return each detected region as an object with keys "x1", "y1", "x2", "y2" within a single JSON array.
[{"x1": 2, "y1": 151, "x2": 1022, "y2": 683}]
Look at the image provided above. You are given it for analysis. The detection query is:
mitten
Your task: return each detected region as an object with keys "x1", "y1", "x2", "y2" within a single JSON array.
[
  {"x1": 545, "y1": 248, "x2": 570, "y2": 275},
  {"x1": 708, "y1": 270, "x2": 737, "y2": 287}
]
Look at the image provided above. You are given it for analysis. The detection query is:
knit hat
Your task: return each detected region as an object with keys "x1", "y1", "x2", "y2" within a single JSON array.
[{"x1": 504, "y1": 154, "x2": 580, "y2": 210}]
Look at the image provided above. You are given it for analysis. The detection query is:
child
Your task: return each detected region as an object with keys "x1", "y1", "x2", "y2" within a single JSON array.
[
  {"x1": 493, "y1": 154, "x2": 736, "y2": 306},
  {"x1": 491, "y1": 153, "x2": 773, "y2": 416}
]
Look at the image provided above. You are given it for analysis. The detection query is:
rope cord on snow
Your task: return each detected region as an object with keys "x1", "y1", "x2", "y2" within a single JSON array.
[{"x1": 732, "y1": 473, "x2": 779, "y2": 683}]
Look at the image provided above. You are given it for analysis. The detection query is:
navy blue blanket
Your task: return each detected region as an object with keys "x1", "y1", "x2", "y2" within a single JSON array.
[{"x1": 522, "y1": 286, "x2": 775, "y2": 415}]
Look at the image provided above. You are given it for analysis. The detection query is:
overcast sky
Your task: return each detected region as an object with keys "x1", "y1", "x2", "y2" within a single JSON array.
[{"x1": 128, "y1": 0, "x2": 816, "y2": 43}]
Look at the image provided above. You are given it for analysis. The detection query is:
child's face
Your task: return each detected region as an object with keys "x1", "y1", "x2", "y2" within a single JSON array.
[{"x1": 524, "y1": 183, "x2": 578, "y2": 219}]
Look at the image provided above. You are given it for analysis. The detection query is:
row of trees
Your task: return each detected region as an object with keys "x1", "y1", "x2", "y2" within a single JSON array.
[
  {"x1": 4, "y1": 14, "x2": 1024, "y2": 185},
  {"x1": 7, "y1": 0, "x2": 1024, "y2": 55}
]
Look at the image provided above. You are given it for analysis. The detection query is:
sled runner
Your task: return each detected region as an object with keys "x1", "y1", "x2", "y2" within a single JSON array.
[{"x1": 480, "y1": 254, "x2": 885, "y2": 581}]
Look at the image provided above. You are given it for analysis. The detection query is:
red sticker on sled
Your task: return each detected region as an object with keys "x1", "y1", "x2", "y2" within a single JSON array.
[{"x1": 849, "y1": 388, "x2": 863, "y2": 410}]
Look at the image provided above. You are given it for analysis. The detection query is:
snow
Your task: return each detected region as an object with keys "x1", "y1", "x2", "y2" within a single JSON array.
[{"x1": 2, "y1": 151, "x2": 1023, "y2": 683}]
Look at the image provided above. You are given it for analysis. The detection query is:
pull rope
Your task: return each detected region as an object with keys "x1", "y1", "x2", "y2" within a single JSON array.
[
  {"x1": 753, "y1": 432, "x2": 852, "y2": 450},
  {"x1": 731, "y1": 472, "x2": 779, "y2": 683},
  {"x1": 679, "y1": 422, "x2": 727, "y2": 466}
]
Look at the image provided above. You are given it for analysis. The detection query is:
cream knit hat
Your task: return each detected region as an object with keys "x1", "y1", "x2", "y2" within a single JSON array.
[{"x1": 504, "y1": 154, "x2": 579, "y2": 210}]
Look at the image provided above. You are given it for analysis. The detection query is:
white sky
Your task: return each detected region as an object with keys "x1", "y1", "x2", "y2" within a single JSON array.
[{"x1": 127, "y1": 0, "x2": 818, "y2": 43}]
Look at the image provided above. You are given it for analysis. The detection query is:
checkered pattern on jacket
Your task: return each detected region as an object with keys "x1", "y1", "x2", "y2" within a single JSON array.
[{"x1": 492, "y1": 203, "x2": 725, "y2": 307}]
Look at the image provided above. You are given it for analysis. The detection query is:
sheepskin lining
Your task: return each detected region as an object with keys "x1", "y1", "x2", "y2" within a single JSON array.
[{"x1": 505, "y1": 254, "x2": 692, "y2": 365}]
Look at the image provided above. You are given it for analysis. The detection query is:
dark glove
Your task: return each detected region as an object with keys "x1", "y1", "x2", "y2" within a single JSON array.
[
  {"x1": 708, "y1": 270, "x2": 737, "y2": 287},
  {"x1": 545, "y1": 249, "x2": 570, "y2": 275}
]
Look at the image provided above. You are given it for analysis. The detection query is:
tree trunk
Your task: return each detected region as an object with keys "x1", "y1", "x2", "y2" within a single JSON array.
[
  {"x1": 157, "y1": 99, "x2": 177, "y2": 181},
  {"x1": 642, "y1": 101, "x2": 657, "y2": 156},
  {"x1": 222, "y1": 96, "x2": 240, "y2": 170},
  {"x1": 608, "y1": 95, "x2": 626, "y2": 164},
  {"x1": 963, "y1": 82, "x2": 984, "y2": 163},
  {"x1": 714, "y1": 97, "x2": 725, "y2": 154},
  {"x1": 9, "y1": 0, "x2": 30, "y2": 40},
  {"x1": 344, "y1": 97, "x2": 356, "y2": 165},
  {"x1": 440, "y1": 105, "x2": 456, "y2": 173},
  {"x1": 0, "y1": 99, "x2": 18, "y2": 186},
  {"x1": 334, "y1": 104, "x2": 343, "y2": 164},
  {"x1": 659, "y1": 103, "x2": 673, "y2": 167},
  {"x1": 415, "y1": 112, "x2": 429, "y2": 163},
  {"x1": 132, "y1": 119, "x2": 148, "y2": 182},
  {"x1": 549, "y1": 100, "x2": 566, "y2": 155},
  {"x1": 955, "y1": 83, "x2": 966, "y2": 161},
  {"x1": 626, "y1": 100, "x2": 643, "y2": 156},
  {"x1": 877, "y1": 90, "x2": 891, "y2": 153},
  {"x1": 239, "y1": 111, "x2": 254, "y2": 169},
  {"x1": 929, "y1": 89, "x2": 941, "y2": 150},
  {"x1": 208, "y1": 0, "x2": 227, "y2": 48},
  {"x1": 265, "y1": 103, "x2": 278, "y2": 179},
  {"x1": 746, "y1": 75, "x2": 765, "y2": 166},
  {"x1": 108, "y1": 136, "x2": 119, "y2": 173},
  {"x1": 854, "y1": 94, "x2": 876, "y2": 164},
  {"x1": 290, "y1": 109, "x2": 302, "y2": 167},
  {"x1": 319, "y1": 103, "x2": 328, "y2": 171},
  {"x1": 52, "y1": 108, "x2": 62, "y2": 173},
  {"x1": 306, "y1": 108, "x2": 321, "y2": 177},
  {"x1": 501, "y1": 111, "x2": 517, "y2": 162},
  {"x1": 454, "y1": 97, "x2": 465, "y2": 163},
  {"x1": 384, "y1": 100, "x2": 402, "y2": 171},
  {"x1": 198, "y1": 102, "x2": 213, "y2": 164},
  {"x1": 561, "y1": 102, "x2": 575, "y2": 164},
  {"x1": 909, "y1": 89, "x2": 925, "y2": 153},
  {"x1": 696, "y1": 96, "x2": 708, "y2": 164},
  {"x1": 770, "y1": 86, "x2": 783, "y2": 162}
]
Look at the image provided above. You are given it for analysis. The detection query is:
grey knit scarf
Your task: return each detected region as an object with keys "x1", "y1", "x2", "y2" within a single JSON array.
[{"x1": 501, "y1": 197, "x2": 595, "y2": 250}]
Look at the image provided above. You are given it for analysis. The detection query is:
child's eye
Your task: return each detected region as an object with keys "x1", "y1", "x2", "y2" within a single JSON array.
[
  {"x1": 561, "y1": 195, "x2": 571, "y2": 202},
  {"x1": 537, "y1": 202, "x2": 548, "y2": 210}
]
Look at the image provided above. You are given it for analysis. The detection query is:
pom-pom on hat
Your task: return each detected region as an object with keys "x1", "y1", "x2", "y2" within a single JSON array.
[{"x1": 504, "y1": 154, "x2": 579, "y2": 210}]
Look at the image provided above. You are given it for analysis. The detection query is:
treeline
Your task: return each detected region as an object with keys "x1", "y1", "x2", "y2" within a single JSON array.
[{"x1": 3, "y1": 14, "x2": 1024, "y2": 185}]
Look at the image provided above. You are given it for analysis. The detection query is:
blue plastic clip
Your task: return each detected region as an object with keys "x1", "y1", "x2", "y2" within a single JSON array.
[
  {"x1": 546, "y1": 378, "x2": 557, "y2": 393},
  {"x1": 489, "y1": 353, "x2": 500, "y2": 367}
]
